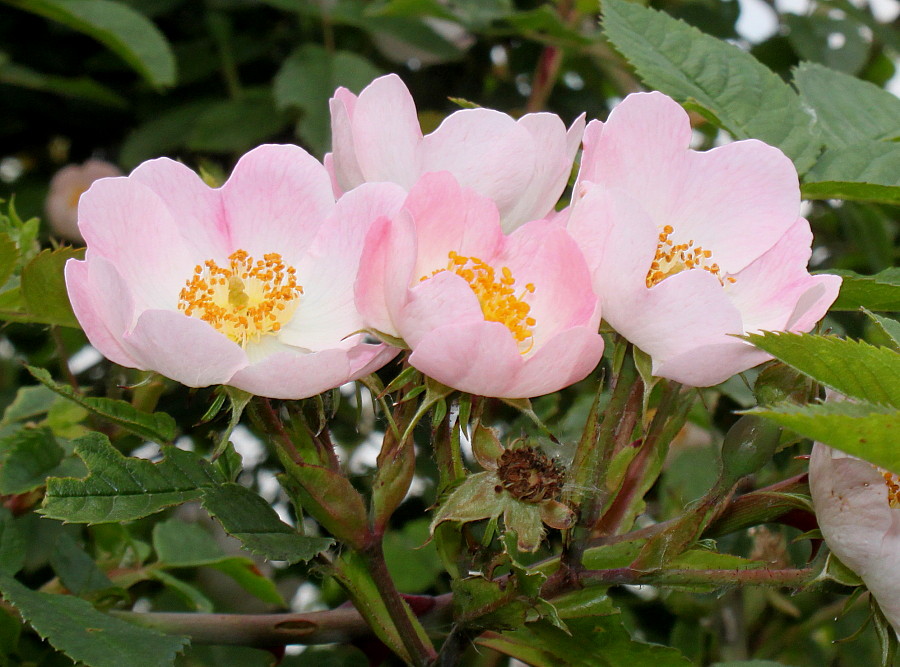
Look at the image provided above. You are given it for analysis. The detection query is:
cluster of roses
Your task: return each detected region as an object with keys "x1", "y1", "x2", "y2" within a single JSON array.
[{"x1": 66, "y1": 74, "x2": 841, "y2": 400}]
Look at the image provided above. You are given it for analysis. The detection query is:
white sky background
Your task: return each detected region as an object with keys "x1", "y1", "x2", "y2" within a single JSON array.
[{"x1": 736, "y1": 0, "x2": 900, "y2": 94}]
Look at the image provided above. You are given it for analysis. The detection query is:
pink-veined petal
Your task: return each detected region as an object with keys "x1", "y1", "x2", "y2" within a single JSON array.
[
  {"x1": 399, "y1": 271, "x2": 486, "y2": 348},
  {"x1": 348, "y1": 74, "x2": 422, "y2": 187},
  {"x1": 500, "y1": 113, "x2": 585, "y2": 232},
  {"x1": 77, "y1": 177, "x2": 195, "y2": 311},
  {"x1": 507, "y1": 325, "x2": 605, "y2": 398},
  {"x1": 229, "y1": 341, "x2": 397, "y2": 400},
  {"x1": 420, "y1": 108, "x2": 536, "y2": 220},
  {"x1": 129, "y1": 157, "x2": 230, "y2": 259},
  {"x1": 283, "y1": 183, "x2": 408, "y2": 351},
  {"x1": 355, "y1": 214, "x2": 418, "y2": 338},
  {"x1": 65, "y1": 256, "x2": 141, "y2": 369},
  {"x1": 652, "y1": 339, "x2": 771, "y2": 386},
  {"x1": 219, "y1": 144, "x2": 335, "y2": 263},
  {"x1": 328, "y1": 87, "x2": 366, "y2": 193},
  {"x1": 499, "y1": 220, "x2": 600, "y2": 346},
  {"x1": 409, "y1": 321, "x2": 523, "y2": 397},
  {"x1": 402, "y1": 172, "x2": 504, "y2": 277},
  {"x1": 123, "y1": 310, "x2": 246, "y2": 388}
]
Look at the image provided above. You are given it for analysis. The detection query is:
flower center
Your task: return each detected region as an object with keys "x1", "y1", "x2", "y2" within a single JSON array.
[
  {"x1": 883, "y1": 470, "x2": 900, "y2": 508},
  {"x1": 178, "y1": 250, "x2": 302, "y2": 347},
  {"x1": 645, "y1": 225, "x2": 736, "y2": 288},
  {"x1": 495, "y1": 446, "x2": 565, "y2": 503},
  {"x1": 423, "y1": 251, "x2": 536, "y2": 353}
]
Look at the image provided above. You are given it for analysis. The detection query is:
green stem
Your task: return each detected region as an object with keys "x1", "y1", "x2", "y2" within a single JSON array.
[
  {"x1": 361, "y1": 540, "x2": 438, "y2": 666},
  {"x1": 563, "y1": 351, "x2": 640, "y2": 567}
]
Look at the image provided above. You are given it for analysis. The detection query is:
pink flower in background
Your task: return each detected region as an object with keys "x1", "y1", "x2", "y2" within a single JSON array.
[
  {"x1": 355, "y1": 172, "x2": 604, "y2": 399},
  {"x1": 326, "y1": 74, "x2": 584, "y2": 232},
  {"x1": 810, "y1": 443, "x2": 900, "y2": 636},
  {"x1": 65, "y1": 144, "x2": 402, "y2": 399},
  {"x1": 46, "y1": 159, "x2": 122, "y2": 243},
  {"x1": 567, "y1": 92, "x2": 841, "y2": 386}
]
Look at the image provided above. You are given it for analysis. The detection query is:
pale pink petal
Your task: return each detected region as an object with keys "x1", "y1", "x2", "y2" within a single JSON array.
[
  {"x1": 228, "y1": 342, "x2": 397, "y2": 400},
  {"x1": 811, "y1": 444, "x2": 900, "y2": 636},
  {"x1": 64, "y1": 257, "x2": 141, "y2": 369},
  {"x1": 348, "y1": 74, "x2": 422, "y2": 187},
  {"x1": 500, "y1": 113, "x2": 585, "y2": 232},
  {"x1": 402, "y1": 172, "x2": 504, "y2": 278},
  {"x1": 355, "y1": 215, "x2": 418, "y2": 338},
  {"x1": 622, "y1": 269, "x2": 744, "y2": 374},
  {"x1": 123, "y1": 310, "x2": 247, "y2": 388},
  {"x1": 399, "y1": 271, "x2": 486, "y2": 348},
  {"x1": 652, "y1": 340, "x2": 771, "y2": 386},
  {"x1": 499, "y1": 220, "x2": 600, "y2": 346},
  {"x1": 219, "y1": 144, "x2": 335, "y2": 263},
  {"x1": 284, "y1": 182, "x2": 408, "y2": 351},
  {"x1": 129, "y1": 157, "x2": 229, "y2": 259},
  {"x1": 408, "y1": 321, "x2": 522, "y2": 397},
  {"x1": 507, "y1": 326, "x2": 605, "y2": 398},
  {"x1": 566, "y1": 186, "x2": 660, "y2": 317},
  {"x1": 77, "y1": 177, "x2": 195, "y2": 311},
  {"x1": 420, "y1": 108, "x2": 536, "y2": 220},
  {"x1": 674, "y1": 140, "x2": 799, "y2": 272},
  {"x1": 328, "y1": 88, "x2": 366, "y2": 193},
  {"x1": 578, "y1": 92, "x2": 692, "y2": 204},
  {"x1": 726, "y1": 218, "x2": 841, "y2": 333}
]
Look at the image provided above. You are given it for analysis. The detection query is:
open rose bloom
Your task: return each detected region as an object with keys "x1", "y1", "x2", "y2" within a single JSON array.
[
  {"x1": 65, "y1": 144, "x2": 402, "y2": 399},
  {"x1": 327, "y1": 73, "x2": 584, "y2": 232},
  {"x1": 810, "y1": 444, "x2": 900, "y2": 636},
  {"x1": 567, "y1": 92, "x2": 841, "y2": 386},
  {"x1": 355, "y1": 172, "x2": 604, "y2": 399}
]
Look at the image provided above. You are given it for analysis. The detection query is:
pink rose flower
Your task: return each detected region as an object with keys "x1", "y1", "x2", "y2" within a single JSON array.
[
  {"x1": 810, "y1": 443, "x2": 900, "y2": 636},
  {"x1": 65, "y1": 144, "x2": 402, "y2": 399},
  {"x1": 355, "y1": 172, "x2": 604, "y2": 399},
  {"x1": 326, "y1": 73, "x2": 584, "y2": 232},
  {"x1": 46, "y1": 159, "x2": 122, "y2": 243},
  {"x1": 567, "y1": 92, "x2": 841, "y2": 386}
]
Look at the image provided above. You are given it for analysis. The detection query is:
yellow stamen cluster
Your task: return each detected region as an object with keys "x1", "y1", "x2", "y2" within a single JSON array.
[
  {"x1": 883, "y1": 470, "x2": 900, "y2": 508},
  {"x1": 645, "y1": 225, "x2": 736, "y2": 288},
  {"x1": 178, "y1": 250, "x2": 302, "y2": 347},
  {"x1": 423, "y1": 251, "x2": 536, "y2": 353}
]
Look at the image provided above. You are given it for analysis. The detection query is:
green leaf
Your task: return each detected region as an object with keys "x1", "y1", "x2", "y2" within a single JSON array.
[
  {"x1": 0, "y1": 508, "x2": 25, "y2": 576},
  {"x1": 711, "y1": 661, "x2": 797, "y2": 667},
  {"x1": 19, "y1": 247, "x2": 83, "y2": 327},
  {"x1": 601, "y1": 0, "x2": 820, "y2": 173},
  {"x1": 152, "y1": 517, "x2": 284, "y2": 605},
  {"x1": 801, "y1": 142, "x2": 900, "y2": 204},
  {"x1": 478, "y1": 610, "x2": 692, "y2": 666},
  {"x1": 186, "y1": 90, "x2": 289, "y2": 154},
  {"x1": 864, "y1": 310, "x2": 900, "y2": 350},
  {"x1": 2, "y1": 384, "x2": 59, "y2": 424},
  {"x1": 148, "y1": 569, "x2": 214, "y2": 613},
  {"x1": 41, "y1": 432, "x2": 223, "y2": 524},
  {"x1": 28, "y1": 366, "x2": 177, "y2": 443},
  {"x1": 0, "y1": 427, "x2": 65, "y2": 494},
  {"x1": 786, "y1": 16, "x2": 870, "y2": 75},
  {"x1": 748, "y1": 401, "x2": 900, "y2": 471},
  {"x1": 0, "y1": 574, "x2": 188, "y2": 667},
  {"x1": 274, "y1": 45, "x2": 383, "y2": 155},
  {"x1": 1, "y1": 0, "x2": 176, "y2": 87},
  {"x1": 202, "y1": 483, "x2": 332, "y2": 564},
  {"x1": 382, "y1": 518, "x2": 443, "y2": 594},
  {"x1": 744, "y1": 332, "x2": 900, "y2": 408},
  {"x1": 49, "y1": 532, "x2": 114, "y2": 596},
  {"x1": 824, "y1": 267, "x2": 900, "y2": 311},
  {"x1": 0, "y1": 232, "x2": 18, "y2": 290},
  {"x1": 0, "y1": 59, "x2": 128, "y2": 107},
  {"x1": 794, "y1": 63, "x2": 900, "y2": 148}
]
